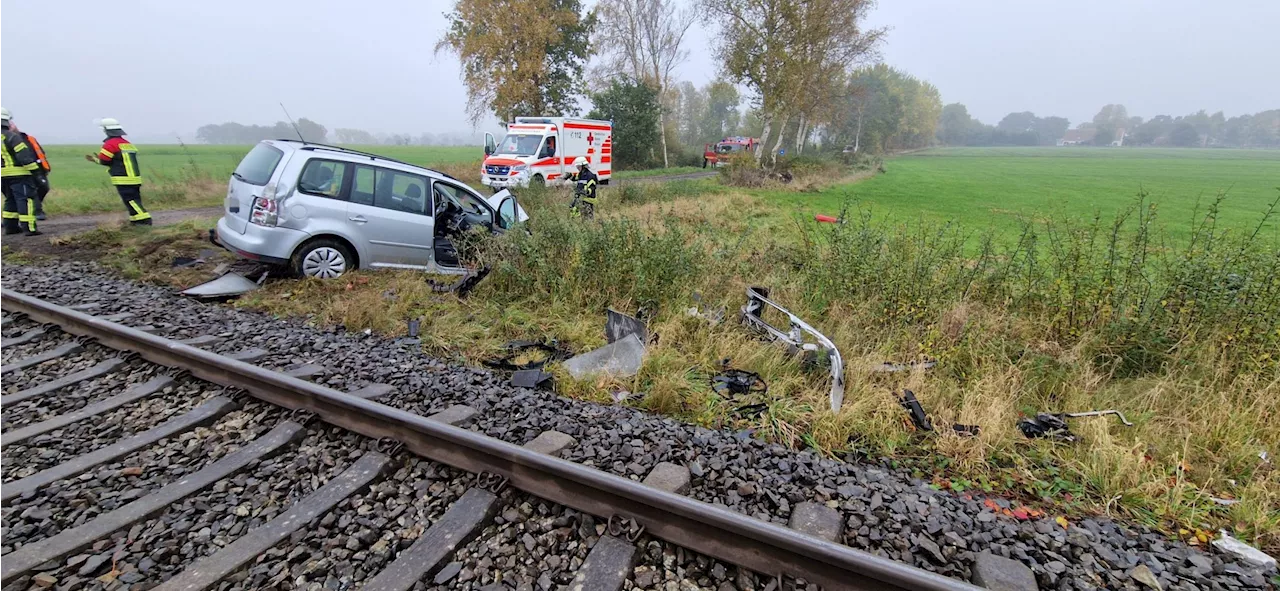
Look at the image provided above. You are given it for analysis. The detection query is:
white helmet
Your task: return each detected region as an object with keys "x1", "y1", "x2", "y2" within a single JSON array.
[
  {"x1": 100, "y1": 118, "x2": 124, "y2": 131},
  {"x1": 1, "y1": 108, "x2": 10, "y2": 123},
  {"x1": 573, "y1": 156, "x2": 588, "y2": 167}
]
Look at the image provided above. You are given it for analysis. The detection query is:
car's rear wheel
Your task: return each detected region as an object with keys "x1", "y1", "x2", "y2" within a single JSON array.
[{"x1": 292, "y1": 238, "x2": 353, "y2": 279}]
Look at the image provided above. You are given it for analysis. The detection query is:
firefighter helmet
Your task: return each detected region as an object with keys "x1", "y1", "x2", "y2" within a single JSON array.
[
  {"x1": 1, "y1": 108, "x2": 10, "y2": 123},
  {"x1": 100, "y1": 118, "x2": 124, "y2": 131},
  {"x1": 573, "y1": 157, "x2": 588, "y2": 167}
]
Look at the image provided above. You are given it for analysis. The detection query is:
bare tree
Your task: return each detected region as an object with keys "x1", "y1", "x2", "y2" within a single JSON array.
[{"x1": 596, "y1": 0, "x2": 695, "y2": 168}]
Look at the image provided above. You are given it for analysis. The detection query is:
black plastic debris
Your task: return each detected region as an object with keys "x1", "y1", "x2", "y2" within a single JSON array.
[
  {"x1": 429, "y1": 266, "x2": 492, "y2": 298},
  {"x1": 733, "y1": 403, "x2": 769, "y2": 417},
  {"x1": 1018, "y1": 410, "x2": 1133, "y2": 442},
  {"x1": 896, "y1": 389, "x2": 980, "y2": 437},
  {"x1": 482, "y1": 340, "x2": 573, "y2": 372},
  {"x1": 606, "y1": 308, "x2": 647, "y2": 344},
  {"x1": 511, "y1": 369, "x2": 553, "y2": 389},
  {"x1": 711, "y1": 364, "x2": 768, "y2": 397},
  {"x1": 897, "y1": 389, "x2": 933, "y2": 431},
  {"x1": 1017, "y1": 413, "x2": 1077, "y2": 442},
  {"x1": 171, "y1": 256, "x2": 204, "y2": 268}
]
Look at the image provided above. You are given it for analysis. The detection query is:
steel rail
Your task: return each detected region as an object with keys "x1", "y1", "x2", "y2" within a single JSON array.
[{"x1": 1, "y1": 289, "x2": 980, "y2": 591}]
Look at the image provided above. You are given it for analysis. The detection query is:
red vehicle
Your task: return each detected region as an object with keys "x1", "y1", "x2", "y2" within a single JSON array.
[{"x1": 702, "y1": 136, "x2": 759, "y2": 168}]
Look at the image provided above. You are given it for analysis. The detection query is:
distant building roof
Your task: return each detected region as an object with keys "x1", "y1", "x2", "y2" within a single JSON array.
[{"x1": 1061, "y1": 128, "x2": 1098, "y2": 143}]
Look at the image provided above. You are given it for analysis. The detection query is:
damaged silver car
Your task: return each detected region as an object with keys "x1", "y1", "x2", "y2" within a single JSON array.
[{"x1": 211, "y1": 140, "x2": 528, "y2": 279}]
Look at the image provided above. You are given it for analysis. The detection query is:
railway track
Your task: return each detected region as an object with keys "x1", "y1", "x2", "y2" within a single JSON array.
[{"x1": 1, "y1": 289, "x2": 978, "y2": 591}]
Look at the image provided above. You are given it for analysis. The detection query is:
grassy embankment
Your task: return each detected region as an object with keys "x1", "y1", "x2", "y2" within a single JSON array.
[{"x1": 22, "y1": 147, "x2": 1280, "y2": 552}]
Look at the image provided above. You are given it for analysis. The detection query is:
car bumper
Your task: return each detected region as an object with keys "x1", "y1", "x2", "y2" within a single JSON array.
[
  {"x1": 212, "y1": 217, "x2": 300, "y2": 266},
  {"x1": 482, "y1": 174, "x2": 529, "y2": 189}
]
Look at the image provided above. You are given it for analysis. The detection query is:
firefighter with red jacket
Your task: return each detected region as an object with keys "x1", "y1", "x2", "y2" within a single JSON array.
[
  {"x1": 9, "y1": 121, "x2": 52, "y2": 220},
  {"x1": 84, "y1": 118, "x2": 152, "y2": 225},
  {"x1": 1, "y1": 107, "x2": 42, "y2": 235}
]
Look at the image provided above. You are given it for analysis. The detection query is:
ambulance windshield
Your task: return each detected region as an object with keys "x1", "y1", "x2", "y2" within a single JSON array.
[{"x1": 496, "y1": 134, "x2": 543, "y2": 157}]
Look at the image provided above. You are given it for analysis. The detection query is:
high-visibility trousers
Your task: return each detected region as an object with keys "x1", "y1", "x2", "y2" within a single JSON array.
[
  {"x1": 2, "y1": 177, "x2": 39, "y2": 233},
  {"x1": 115, "y1": 185, "x2": 153, "y2": 224}
]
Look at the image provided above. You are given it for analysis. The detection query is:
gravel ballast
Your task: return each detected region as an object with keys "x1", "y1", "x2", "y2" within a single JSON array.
[{"x1": 2, "y1": 262, "x2": 1275, "y2": 590}]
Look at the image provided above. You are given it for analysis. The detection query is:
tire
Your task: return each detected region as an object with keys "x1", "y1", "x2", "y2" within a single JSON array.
[
  {"x1": 291, "y1": 238, "x2": 354, "y2": 279},
  {"x1": 531, "y1": 175, "x2": 545, "y2": 188},
  {"x1": 702, "y1": 158, "x2": 708, "y2": 169}
]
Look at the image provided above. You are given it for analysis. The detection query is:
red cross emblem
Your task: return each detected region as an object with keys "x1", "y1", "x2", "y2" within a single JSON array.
[{"x1": 587, "y1": 133, "x2": 595, "y2": 144}]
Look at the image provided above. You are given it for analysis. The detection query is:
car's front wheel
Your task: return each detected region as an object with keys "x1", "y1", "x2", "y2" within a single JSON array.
[{"x1": 292, "y1": 238, "x2": 353, "y2": 279}]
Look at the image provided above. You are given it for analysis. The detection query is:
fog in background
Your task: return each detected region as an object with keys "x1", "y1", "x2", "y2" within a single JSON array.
[{"x1": 3, "y1": 0, "x2": 1277, "y2": 144}]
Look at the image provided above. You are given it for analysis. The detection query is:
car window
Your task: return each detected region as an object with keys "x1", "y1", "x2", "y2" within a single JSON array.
[
  {"x1": 351, "y1": 166, "x2": 376, "y2": 206},
  {"x1": 373, "y1": 168, "x2": 429, "y2": 215},
  {"x1": 433, "y1": 181, "x2": 490, "y2": 216},
  {"x1": 497, "y1": 197, "x2": 517, "y2": 229},
  {"x1": 298, "y1": 159, "x2": 347, "y2": 199},
  {"x1": 234, "y1": 143, "x2": 283, "y2": 186}
]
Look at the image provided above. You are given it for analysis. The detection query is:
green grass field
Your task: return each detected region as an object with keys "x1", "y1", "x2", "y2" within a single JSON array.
[
  {"x1": 37, "y1": 144, "x2": 480, "y2": 215},
  {"x1": 770, "y1": 147, "x2": 1280, "y2": 240}
]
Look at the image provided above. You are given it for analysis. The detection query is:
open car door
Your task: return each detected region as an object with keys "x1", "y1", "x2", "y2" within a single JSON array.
[{"x1": 486, "y1": 189, "x2": 530, "y2": 229}]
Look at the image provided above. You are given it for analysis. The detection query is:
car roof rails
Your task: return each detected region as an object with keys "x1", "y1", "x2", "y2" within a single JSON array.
[{"x1": 274, "y1": 139, "x2": 460, "y2": 182}]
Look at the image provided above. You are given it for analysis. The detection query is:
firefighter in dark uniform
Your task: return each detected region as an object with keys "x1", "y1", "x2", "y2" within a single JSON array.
[
  {"x1": 566, "y1": 156, "x2": 598, "y2": 219},
  {"x1": 84, "y1": 118, "x2": 152, "y2": 225},
  {"x1": 10, "y1": 122, "x2": 52, "y2": 220},
  {"x1": 1, "y1": 108, "x2": 42, "y2": 235}
]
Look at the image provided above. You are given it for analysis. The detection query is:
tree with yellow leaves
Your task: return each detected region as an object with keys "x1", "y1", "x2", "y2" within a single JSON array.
[{"x1": 437, "y1": 0, "x2": 596, "y2": 124}]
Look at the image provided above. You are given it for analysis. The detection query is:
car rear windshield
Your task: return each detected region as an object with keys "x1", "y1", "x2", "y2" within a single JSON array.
[{"x1": 233, "y1": 143, "x2": 284, "y2": 186}]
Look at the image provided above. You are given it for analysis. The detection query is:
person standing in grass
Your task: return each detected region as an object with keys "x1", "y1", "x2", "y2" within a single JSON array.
[
  {"x1": 8, "y1": 122, "x2": 52, "y2": 220},
  {"x1": 1, "y1": 107, "x2": 42, "y2": 236},
  {"x1": 85, "y1": 118, "x2": 151, "y2": 225}
]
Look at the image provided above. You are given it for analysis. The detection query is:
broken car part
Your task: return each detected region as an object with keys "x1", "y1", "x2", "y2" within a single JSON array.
[
  {"x1": 873, "y1": 359, "x2": 938, "y2": 373},
  {"x1": 429, "y1": 266, "x2": 492, "y2": 298},
  {"x1": 740, "y1": 287, "x2": 845, "y2": 413},
  {"x1": 511, "y1": 369, "x2": 553, "y2": 389},
  {"x1": 407, "y1": 318, "x2": 421, "y2": 338},
  {"x1": 606, "y1": 308, "x2": 648, "y2": 344},
  {"x1": 482, "y1": 340, "x2": 573, "y2": 372},
  {"x1": 180, "y1": 272, "x2": 262, "y2": 300},
  {"x1": 1017, "y1": 410, "x2": 1132, "y2": 442},
  {"x1": 711, "y1": 366, "x2": 768, "y2": 397},
  {"x1": 896, "y1": 389, "x2": 980, "y2": 437},
  {"x1": 686, "y1": 292, "x2": 726, "y2": 325},
  {"x1": 563, "y1": 333, "x2": 646, "y2": 380}
]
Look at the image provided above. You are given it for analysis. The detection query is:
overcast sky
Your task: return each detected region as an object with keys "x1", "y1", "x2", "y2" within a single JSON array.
[{"x1": 3, "y1": 0, "x2": 1277, "y2": 143}]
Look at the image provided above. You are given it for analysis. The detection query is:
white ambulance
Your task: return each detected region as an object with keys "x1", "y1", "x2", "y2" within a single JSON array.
[{"x1": 482, "y1": 117, "x2": 613, "y2": 190}]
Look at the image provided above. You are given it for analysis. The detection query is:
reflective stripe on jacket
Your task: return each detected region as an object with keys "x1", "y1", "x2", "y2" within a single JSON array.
[{"x1": 97, "y1": 136, "x2": 142, "y2": 185}]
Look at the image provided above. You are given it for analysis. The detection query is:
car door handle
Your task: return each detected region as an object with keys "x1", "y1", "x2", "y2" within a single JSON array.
[{"x1": 349, "y1": 216, "x2": 368, "y2": 223}]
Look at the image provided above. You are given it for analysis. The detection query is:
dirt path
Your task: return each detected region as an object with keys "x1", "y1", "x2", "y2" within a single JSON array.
[{"x1": 22, "y1": 206, "x2": 223, "y2": 240}]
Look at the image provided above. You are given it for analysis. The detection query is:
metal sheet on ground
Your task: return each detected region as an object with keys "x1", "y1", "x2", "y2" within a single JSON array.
[
  {"x1": 180, "y1": 273, "x2": 260, "y2": 299},
  {"x1": 0, "y1": 421, "x2": 305, "y2": 583},
  {"x1": 362, "y1": 487, "x2": 501, "y2": 591},
  {"x1": 0, "y1": 358, "x2": 126, "y2": 406},
  {"x1": 3, "y1": 376, "x2": 174, "y2": 444},
  {"x1": 0, "y1": 397, "x2": 237, "y2": 504},
  {"x1": 152, "y1": 452, "x2": 390, "y2": 591},
  {"x1": 0, "y1": 341, "x2": 85, "y2": 375}
]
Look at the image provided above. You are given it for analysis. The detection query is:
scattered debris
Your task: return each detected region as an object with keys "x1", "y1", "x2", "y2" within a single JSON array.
[
  {"x1": 686, "y1": 292, "x2": 726, "y2": 325},
  {"x1": 898, "y1": 389, "x2": 933, "y2": 431},
  {"x1": 429, "y1": 266, "x2": 492, "y2": 297},
  {"x1": 711, "y1": 363, "x2": 768, "y2": 397},
  {"x1": 511, "y1": 369, "x2": 553, "y2": 389},
  {"x1": 814, "y1": 214, "x2": 842, "y2": 224},
  {"x1": 740, "y1": 287, "x2": 845, "y2": 412},
  {"x1": 610, "y1": 390, "x2": 646, "y2": 404},
  {"x1": 733, "y1": 403, "x2": 769, "y2": 417},
  {"x1": 171, "y1": 256, "x2": 206, "y2": 268},
  {"x1": 482, "y1": 340, "x2": 572, "y2": 372},
  {"x1": 1018, "y1": 409, "x2": 1133, "y2": 442},
  {"x1": 1209, "y1": 497, "x2": 1241, "y2": 506},
  {"x1": 896, "y1": 389, "x2": 980, "y2": 437},
  {"x1": 180, "y1": 272, "x2": 261, "y2": 299},
  {"x1": 606, "y1": 308, "x2": 647, "y2": 344},
  {"x1": 873, "y1": 359, "x2": 938, "y2": 373},
  {"x1": 563, "y1": 333, "x2": 646, "y2": 379},
  {"x1": 1212, "y1": 531, "x2": 1277, "y2": 569}
]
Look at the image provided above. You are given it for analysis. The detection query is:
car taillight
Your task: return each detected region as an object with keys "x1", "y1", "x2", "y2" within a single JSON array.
[{"x1": 249, "y1": 183, "x2": 278, "y2": 226}]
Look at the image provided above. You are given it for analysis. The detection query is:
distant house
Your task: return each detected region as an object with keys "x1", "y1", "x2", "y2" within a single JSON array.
[
  {"x1": 1058, "y1": 128, "x2": 1096, "y2": 146},
  {"x1": 1057, "y1": 127, "x2": 1127, "y2": 146}
]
